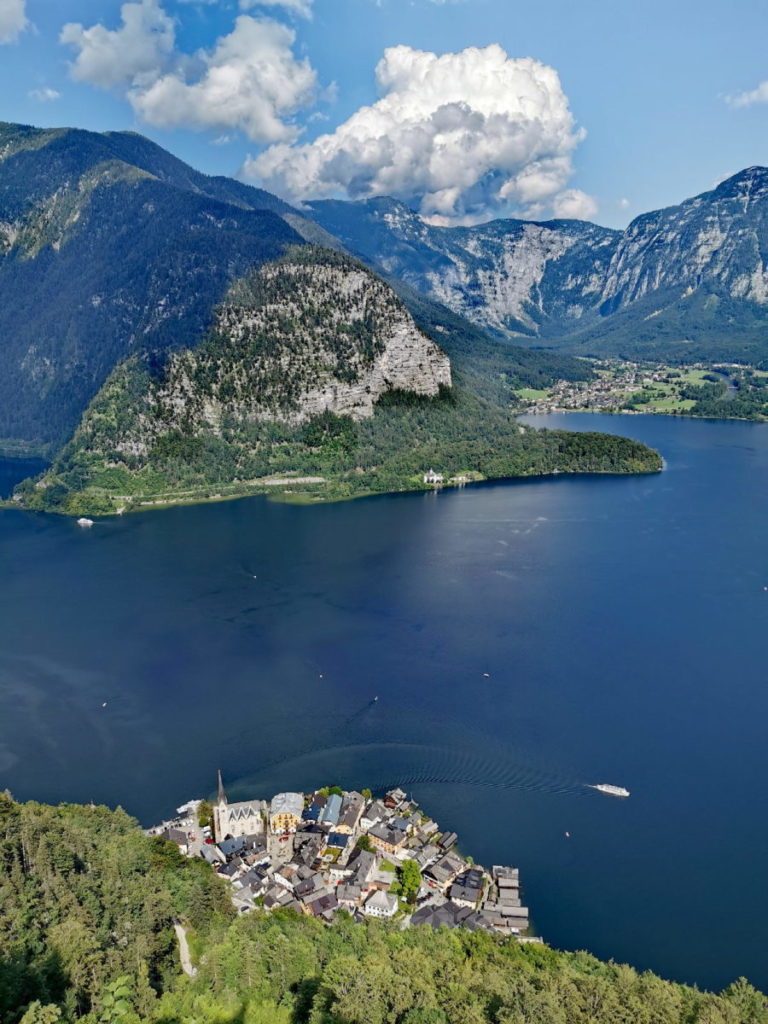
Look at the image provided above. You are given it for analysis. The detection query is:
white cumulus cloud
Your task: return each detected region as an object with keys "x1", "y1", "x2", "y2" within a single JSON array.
[
  {"x1": 552, "y1": 189, "x2": 598, "y2": 220},
  {"x1": 132, "y1": 16, "x2": 316, "y2": 142},
  {"x1": 246, "y1": 43, "x2": 594, "y2": 223},
  {"x1": 0, "y1": 0, "x2": 27, "y2": 44},
  {"x1": 60, "y1": 1, "x2": 316, "y2": 144},
  {"x1": 727, "y1": 81, "x2": 768, "y2": 108},
  {"x1": 61, "y1": 0, "x2": 175, "y2": 89}
]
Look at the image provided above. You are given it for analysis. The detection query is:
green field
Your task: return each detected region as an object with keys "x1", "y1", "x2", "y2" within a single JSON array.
[{"x1": 515, "y1": 387, "x2": 551, "y2": 400}]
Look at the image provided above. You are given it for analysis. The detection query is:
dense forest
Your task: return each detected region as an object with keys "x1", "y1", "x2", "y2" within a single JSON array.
[
  {"x1": 1, "y1": 795, "x2": 765, "y2": 1024},
  {"x1": 10, "y1": 248, "x2": 660, "y2": 516},
  {"x1": 13, "y1": 374, "x2": 660, "y2": 516}
]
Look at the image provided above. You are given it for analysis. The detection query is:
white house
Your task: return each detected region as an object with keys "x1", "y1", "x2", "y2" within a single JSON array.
[
  {"x1": 364, "y1": 890, "x2": 399, "y2": 919},
  {"x1": 423, "y1": 469, "x2": 444, "y2": 485}
]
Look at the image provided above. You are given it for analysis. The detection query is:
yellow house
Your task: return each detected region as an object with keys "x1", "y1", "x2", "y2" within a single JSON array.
[{"x1": 269, "y1": 792, "x2": 304, "y2": 833}]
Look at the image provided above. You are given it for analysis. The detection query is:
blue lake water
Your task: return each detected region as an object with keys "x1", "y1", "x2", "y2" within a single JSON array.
[{"x1": 1, "y1": 413, "x2": 767, "y2": 992}]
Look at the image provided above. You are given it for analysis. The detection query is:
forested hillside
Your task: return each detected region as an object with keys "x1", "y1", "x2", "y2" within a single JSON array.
[
  {"x1": 0, "y1": 121, "x2": 596, "y2": 457},
  {"x1": 12, "y1": 249, "x2": 659, "y2": 516},
  {"x1": 1, "y1": 794, "x2": 765, "y2": 1024}
]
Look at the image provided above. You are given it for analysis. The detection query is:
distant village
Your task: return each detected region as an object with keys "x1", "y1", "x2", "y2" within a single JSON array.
[{"x1": 148, "y1": 778, "x2": 538, "y2": 939}]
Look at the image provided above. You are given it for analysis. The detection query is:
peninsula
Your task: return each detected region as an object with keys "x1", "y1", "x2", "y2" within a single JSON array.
[{"x1": 148, "y1": 777, "x2": 535, "y2": 938}]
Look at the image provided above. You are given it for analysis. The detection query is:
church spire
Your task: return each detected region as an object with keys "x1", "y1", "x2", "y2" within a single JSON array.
[{"x1": 217, "y1": 768, "x2": 227, "y2": 805}]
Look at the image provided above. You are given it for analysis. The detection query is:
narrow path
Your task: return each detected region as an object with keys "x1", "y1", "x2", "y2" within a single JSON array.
[{"x1": 174, "y1": 922, "x2": 197, "y2": 978}]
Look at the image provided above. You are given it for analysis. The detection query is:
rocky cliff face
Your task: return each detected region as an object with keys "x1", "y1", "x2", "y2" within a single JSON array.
[
  {"x1": 72, "y1": 247, "x2": 451, "y2": 463},
  {"x1": 307, "y1": 197, "x2": 619, "y2": 338},
  {"x1": 308, "y1": 169, "x2": 768, "y2": 359},
  {"x1": 600, "y1": 167, "x2": 768, "y2": 312}
]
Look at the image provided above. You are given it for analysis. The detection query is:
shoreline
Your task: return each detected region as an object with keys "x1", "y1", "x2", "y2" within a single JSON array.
[
  {"x1": 0, "y1": 459, "x2": 663, "y2": 518},
  {"x1": 522, "y1": 404, "x2": 768, "y2": 424},
  {"x1": 149, "y1": 780, "x2": 539, "y2": 939}
]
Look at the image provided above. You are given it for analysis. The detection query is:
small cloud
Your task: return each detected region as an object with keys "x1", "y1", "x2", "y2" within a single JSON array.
[
  {"x1": 28, "y1": 87, "x2": 61, "y2": 102},
  {"x1": 0, "y1": 0, "x2": 27, "y2": 44},
  {"x1": 239, "y1": 0, "x2": 314, "y2": 18},
  {"x1": 60, "y1": 0, "x2": 175, "y2": 90},
  {"x1": 726, "y1": 81, "x2": 768, "y2": 108},
  {"x1": 618, "y1": 197, "x2": 630, "y2": 209},
  {"x1": 552, "y1": 188, "x2": 598, "y2": 221}
]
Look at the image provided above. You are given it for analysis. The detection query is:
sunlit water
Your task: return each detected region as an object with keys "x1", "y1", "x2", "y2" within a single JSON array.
[{"x1": 1, "y1": 413, "x2": 767, "y2": 991}]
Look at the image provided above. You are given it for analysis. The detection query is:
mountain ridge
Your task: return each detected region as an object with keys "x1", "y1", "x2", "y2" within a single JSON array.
[
  {"x1": 306, "y1": 166, "x2": 768, "y2": 362},
  {"x1": 0, "y1": 120, "x2": 596, "y2": 454}
]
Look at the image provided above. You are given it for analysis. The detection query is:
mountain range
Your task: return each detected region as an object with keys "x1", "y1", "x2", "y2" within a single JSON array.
[
  {"x1": 0, "y1": 121, "x2": 588, "y2": 456},
  {"x1": 308, "y1": 168, "x2": 768, "y2": 363},
  {"x1": 15, "y1": 120, "x2": 768, "y2": 510}
]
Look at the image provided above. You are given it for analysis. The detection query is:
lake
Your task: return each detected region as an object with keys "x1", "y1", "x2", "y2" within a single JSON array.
[{"x1": 1, "y1": 413, "x2": 767, "y2": 993}]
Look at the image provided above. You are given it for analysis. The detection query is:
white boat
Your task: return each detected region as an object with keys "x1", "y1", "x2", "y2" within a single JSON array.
[
  {"x1": 77, "y1": 517, "x2": 94, "y2": 528},
  {"x1": 588, "y1": 783, "x2": 630, "y2": 798}
]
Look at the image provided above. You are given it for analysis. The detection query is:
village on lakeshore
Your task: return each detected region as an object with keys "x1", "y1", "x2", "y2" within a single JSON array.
[
  {"x1": 148, "y1": 777, "x2": 538, "y2": 939},
  {"x1": 515, "y1": 360, "x2": 768, "y2": 417}
]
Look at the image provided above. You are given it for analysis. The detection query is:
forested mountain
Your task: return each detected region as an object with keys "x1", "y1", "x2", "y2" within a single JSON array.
[
  {"x1": 1, "y1": 793, "x2": 766, "y2": 1024},
  {"x1": 17, "y1": 247, "x2": 659, "y2": 516},
  {"x1": 307, "y1": 169, "x2": 768, "y2": 362},
  {"x1": 0, "y1": 122, "x2": 591, "y2": 457}
]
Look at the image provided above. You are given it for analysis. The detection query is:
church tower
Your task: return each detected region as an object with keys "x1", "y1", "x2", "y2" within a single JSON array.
[{"x1": 213, "y1": 769, "x2": 227, "y2": 842}]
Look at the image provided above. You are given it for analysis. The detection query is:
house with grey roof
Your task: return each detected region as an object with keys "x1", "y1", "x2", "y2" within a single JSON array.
[
  {"x1": 347, "y1": 848, "x2": 377, "y2": 887},
  {"x1": 364, "y1": 890, "x2": 398, "y2": 919},
  {"x1": 336, "y1": 791, "x2": 365, "y2": 833},
  {"x1": 425, "y1": 851, "x2": 464, "y2": 886},
  {"x1": 269, "y1": 792, "x2": 305, "y2": 833},
  {"x1": 360, "y1": 801, "x2": 388, "y2": 830},
  {"x1": 336, "y1": 883, "x2": 363, "y2": 908},
  {"x1": 368, "y1": 821, "x2": 406, "y2": 855},
  {"x1": 449, "y1": 883, "x2": 480, "y2": 909}
]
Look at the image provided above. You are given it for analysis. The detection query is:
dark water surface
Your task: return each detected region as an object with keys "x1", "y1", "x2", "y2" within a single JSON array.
[
  {"x1": 0, "y1": 456, "x2": 46, "y2": 498},
  {"x1": 1, "y1": 413, "x2": 767, "y2": 991}
]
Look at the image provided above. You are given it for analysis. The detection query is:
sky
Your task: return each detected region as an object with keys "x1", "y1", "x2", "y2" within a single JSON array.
[{"x1": 1, "y1": 0, "x2": 767, "y2": 227}]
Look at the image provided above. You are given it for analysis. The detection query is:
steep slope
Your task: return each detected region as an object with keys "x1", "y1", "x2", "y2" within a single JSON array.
[
  {"x1": 0, "y1": 123, "x2": 303, "y2": 452},
  {"x1": 16, "y1": 248, "x2": 659, "y2": 516},
  {"x1": 601, "y1": 167, "x2": 768, "y2": 312},
  {"x1": 307, "y1": 197, "x2": 620, "y2": 338},
  {"x1": 0, "y1": 122, "x2": 590, "y2": 457},
  {"x1": 2, "y1": 794, "x2": 765, "y2": 1024},
  {"x1": 559, "y1": 167, "x2": 768, "y2": 360},
  {"x1": 307, "y1": 169, "x2": 768, "y2": 362}
]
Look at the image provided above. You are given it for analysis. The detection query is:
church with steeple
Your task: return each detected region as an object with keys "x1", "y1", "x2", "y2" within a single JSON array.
[{"x1": 213, "y1": 769, "x2": 267, "y2": 842}]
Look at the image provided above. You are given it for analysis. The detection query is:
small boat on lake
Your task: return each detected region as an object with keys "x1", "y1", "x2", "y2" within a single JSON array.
[
  {"x1": 588, "y1": 783, "x2": 630, "y2": 798},
  {"x1": 77, "y1": 517, "x2": 94, "y2": 528}
]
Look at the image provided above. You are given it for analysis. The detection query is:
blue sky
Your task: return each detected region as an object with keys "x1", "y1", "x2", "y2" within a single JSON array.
[{"x1": 1, "y1": 0, "x2": 767, "y2": 227}]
